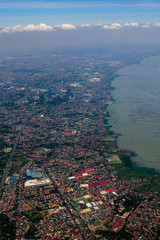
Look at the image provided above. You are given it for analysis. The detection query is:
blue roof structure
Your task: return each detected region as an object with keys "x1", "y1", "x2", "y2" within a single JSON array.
[
  {"x1": 26, "y1": 168, "x2": 46, "y2": 179},
  {"x1": 9, "y1": 176, "x2": 17, "y2": 183}
]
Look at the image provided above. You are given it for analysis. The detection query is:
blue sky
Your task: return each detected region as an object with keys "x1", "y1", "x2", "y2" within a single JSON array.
[{"x1": 0, "y1": 0, "x2": 160, "y2": 26}]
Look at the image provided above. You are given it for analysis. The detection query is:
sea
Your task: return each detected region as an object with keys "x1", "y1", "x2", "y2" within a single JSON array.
[{"x1": 108, "y1": 55, "x2": 160, "y2": 173}]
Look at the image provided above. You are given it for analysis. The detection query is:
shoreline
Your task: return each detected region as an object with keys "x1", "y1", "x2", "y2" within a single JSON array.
[
  {"x1": 104, "y1": 111, "x2": 160, "y2": 196},
  {"x1": 105, "y1": 58, "x2": 160, "y2": 179},
  {"x1": 105, "y1": 111, "x2": 160, "y2": 176}
]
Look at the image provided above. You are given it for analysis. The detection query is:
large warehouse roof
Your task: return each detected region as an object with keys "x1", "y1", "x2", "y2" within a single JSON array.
[{"x1": 25, "y1": 178, "x2": 51, "y2": 187}]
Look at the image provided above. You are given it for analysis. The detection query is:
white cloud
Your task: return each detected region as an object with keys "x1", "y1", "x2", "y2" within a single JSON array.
[
  {"x1": 57, "y1": 24, "x2": 77, "y2": 30},
  {"x1": 1, "y1": 22, "x2": 160, "y2": 34},
  {"x1": 0, "y1": 23, "x2": 78, "y2": 34},
  {"x1": 153, "y1": 22, "x2": 160, "y2": 27},
  {"x1": 25, "y1": 23, "x2": 53, "y2": 31},
  {"x1": 0, "y1": 23, "x2": 53, "y2": 34},
  {"x1": 1, "y1": 25, "x2": 23, "y2": 33},
  {"x1": 141, "y1": 24, "x2": 150, "y2": 28},
  {"x1": 123, "y1": 22, "x2": 139, "y2": 27},
  {"x1": 103, "y1": 23, "x2": 122, "y2": 30}
]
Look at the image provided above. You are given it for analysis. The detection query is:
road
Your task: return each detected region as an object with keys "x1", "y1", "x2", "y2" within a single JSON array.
[
  {"x1": 0, "y1": 125, "x2": 25, "y2": 195},
  {"x1": 0, "y1": 108, "x2": 47, "y2": 196},
  {"x1": 43, "y1": 165, "x2": 87, "y2": 240}
]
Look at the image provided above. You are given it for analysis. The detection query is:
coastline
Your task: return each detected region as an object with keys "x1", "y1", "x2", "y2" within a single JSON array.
[
  {"x1": 105, "y1": 60, "x2": 160, "y2": 195},
  {"x1": 105, "y1": 106, "x2": 159, "y2": 175},
  {"x1": 104, "y1": 108, "x2": 160, "y2": 196}
]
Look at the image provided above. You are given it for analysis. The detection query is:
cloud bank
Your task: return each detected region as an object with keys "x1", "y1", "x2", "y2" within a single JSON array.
[
  {"x1": 54, "y1": 24, "x2": 77, "y2": 30},
  {"x1": 1, "y1": 23, "x2": 54, "y2": 34},
  {"x1": 153, "y1": 22, "x2": 160, "y2": 27},
  {"x1": 123, "y1": 22, "x2": 139, "y2": 27},
  {"x1": 0, "y1": 22, "x2": 160, "y2": 34},
  {"x1": 103, "y1": 23, "x2": 123, "y2": 30}
]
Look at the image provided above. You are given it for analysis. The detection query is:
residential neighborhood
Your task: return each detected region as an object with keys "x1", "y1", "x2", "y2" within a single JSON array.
[{"x1": 0, "y1": 50, "x2": 159, "y2": 239}]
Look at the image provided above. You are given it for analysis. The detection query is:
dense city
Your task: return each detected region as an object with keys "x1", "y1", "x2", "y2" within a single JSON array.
[{"x1": 0, "y1": 48, "x2": 160, "y2": 239}]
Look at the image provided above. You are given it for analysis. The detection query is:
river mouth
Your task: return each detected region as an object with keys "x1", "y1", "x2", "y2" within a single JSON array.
[{"x1": 108, "y1": 55, "x2": 160, "y2": 173}]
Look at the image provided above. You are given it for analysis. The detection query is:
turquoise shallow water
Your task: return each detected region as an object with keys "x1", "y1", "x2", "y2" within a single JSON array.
[{"x1": 108, "y1": 55, "x2": 160, "y2": 172}]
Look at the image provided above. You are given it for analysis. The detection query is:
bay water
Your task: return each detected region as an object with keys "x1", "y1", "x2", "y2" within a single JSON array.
[{"x1": 108, "y1": 55, "x2": 160, "y2": 172}]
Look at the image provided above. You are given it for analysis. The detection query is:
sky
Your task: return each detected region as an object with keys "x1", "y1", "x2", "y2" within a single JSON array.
[
  {"x1": 0, "y1": 0, "x2": 160, "y2": 55},
  {"x1": 0, "y1": 0, "x2": 160, "y2": 26}
]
